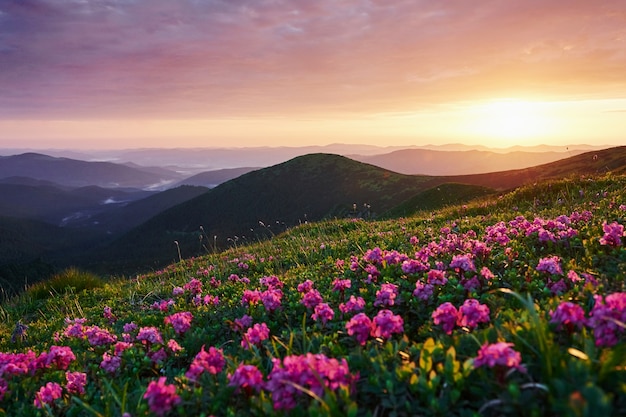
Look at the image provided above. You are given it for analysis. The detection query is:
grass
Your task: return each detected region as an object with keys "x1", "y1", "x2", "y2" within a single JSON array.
[{"x1": 0, "y1": 173, "x2": 624, "y2": 416}]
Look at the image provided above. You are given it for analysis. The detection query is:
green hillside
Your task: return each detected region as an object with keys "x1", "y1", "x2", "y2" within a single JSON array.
[{"x1": 0, "y1": 172, "x2": 624, "y2": 416}]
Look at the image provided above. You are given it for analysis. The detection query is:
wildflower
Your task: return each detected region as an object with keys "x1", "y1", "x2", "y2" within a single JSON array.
[
  {"x1": 301, "y1": 289, "x2": 323, "y2": 309},
  {"x1": 100, "y1": 352, "x2": 121, "y2": 374},
  {"x1": 413, "y1": 281, "x2": 434, "y2": 301},
  {"x1": 185, "y1": 346, "x2": 225, "y2": 382},
  {"x1": 184, "y1": 278, "x2": 203, "y2": 295},
  {"x1": 550, "y1": 302, "x2": 586, "y2": 332},
  {"x1": 450, "y1": 254, "x2": 476, "y2": 273},
  {"x1": 232, "y1": 314, "x2": 253, "y2": 332},
  {"x1": 228, "y1": 364, "x2": 265, "y2": 395},
  {"x1": 536, "y1": 255, "x2": 563, "y2": 275},
  {"x1": 167, "y1": 339, "x2": 183, "y2": 353},
  {"x1": 297, "y1": 279, "x2": 314, "y2": 293},
  {"x1": 588, "y1": 293, "x2": 626, "y2": 347},
  {"x1": 345, "y1": 313, "x2": 372, "y2": 345},
  {"x1": 123, "y1": 322, "x2": 138, "y2": 334},
  {"x1": 339, "y1": 295, "x2": 366, "y2": 314},
  {"x1": 427, "y1": 269, "x2": 447, "y2": 285},
  {"x1": 311, "y1": 303, "x2": 335, "y2": 325},
  {"x1": 332, "y1": 278, "x2": 352, "y2": 292},
  {"x1": 242, "y1": 323, "x2": 270, "y2": 349},
  {"x1": 136, "y1": 327, "x2": 163, "y2": 345},
  {"x1": 457, "y1": 299, "x2": 490, "y2": 330},
  {"x1": 143, "y1": 377, "x2": 181, "y2": 417},
  {"x1": 34, "y1": 382, "x2": 62, "y2": 409},
  {"x1": 65, "y1": 371, "x2": 87, "y2": 395},
  {"x1": 401, "y1": 259, "x2": 429, "y2": 274},
  {"x1": 266, "y1": 353, "x2": 354, "y2": 411},
  {"x1": 370, "y1": 309, "x2": 404, "y2": 339},
  {"x1": 85, "y1": 326, "x2": 117, "y2": 346},
  {"x1": 473, "y1": 342, "x2": 524, "y2": 372},
  {"x1": 432, "y1": 302, "x2": 458, "y2": 335},
  {"x1": 149, "y1": 348, "x2": 168, "y2": 364},
  {"x1": 363, "y1": 247, "x2": 383, "y2": 264},
  {"x1": 103, "y1": 306, "x2": 116, "y2": 322},
  {"x1": 0, "y1": 378, "x2": 7, "y2": 399},
  {"x1": 241, "y1": 289, "x2": 261, "y2": 306},
  {"x1": 480, "y1": 267, "x2": 495, "y2": 280},
  {"x1": 567, "y1": 270, "x2": 583, "y2": 283},
  {"x1": 548, "y1": 279, "x2": 568, "y2": 295},
  {"x1": 164, "y1": 312, "x2": 193, "y2": 335},
  {"x1": 410, "y1": 236, "x2": 419, "y2": 245},
  {"x1": 260, "y1": 275, "x2": 283, "y2": 289},
  {"x1": 151, "y1": 299, "x2": 175, "y2": 311},
  {"x1": 261, "y1": 288, "x2": 283, "y2": 312},
  {"x1": 45, "y1": 345, "x2": 76, "y2": 370},
  {"x1": 172, "y1": 286, "x2": 184, "y2": 296},
  {"x1": 374, "y1": 283, "x2": 399, "y2": 307},
  {"x1": 599, "y1": 221, "x2": 624, "y2": 247},
  {"x1": 462, "y1": 276, "x2": 481, "y2": 292}
]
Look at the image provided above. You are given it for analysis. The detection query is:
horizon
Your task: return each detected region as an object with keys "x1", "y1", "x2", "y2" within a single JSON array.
[{"x1": 1, "y1": 1, "x2": 625, "y2": 149}]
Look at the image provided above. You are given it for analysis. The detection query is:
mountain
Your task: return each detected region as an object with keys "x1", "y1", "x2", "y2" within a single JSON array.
[
  {"x1": 0, "y1": 152, "x2": 182, "y2": 188},
  {"x1": 173, "y1": 167, "x2": 261, "y2": 188},
  {"x1": 351, "y1": 149, "x2": 587, "y2": 175}
]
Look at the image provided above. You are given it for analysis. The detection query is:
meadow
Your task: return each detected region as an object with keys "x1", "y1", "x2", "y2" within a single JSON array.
[{"x1": 0, "y1": 173, "x2": 624, "y2": 416}]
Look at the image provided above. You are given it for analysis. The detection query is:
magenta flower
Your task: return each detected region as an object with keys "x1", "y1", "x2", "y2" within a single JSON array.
[
  {"x1": 228, "y1": 363, "x2": 265, "y2": 394},
  {"x1": 363, "y1": 247, "x2": 383, "y2": 264},
  {"x1": 261, "y1": 288, "x2": 283, "y2": 312},
  {"x1": 432, "y1": 302, "x2": 458, "y2": 335},
  {"x1": 143, "y1": 377, "x2": 181, "y2": 417},
  {"x1": 167, "y1": 339, "x2": 183, "y2": 353},
  {"x1": 172, "y1": 286, "x2": 184, "y2": 296},
  {"x1": 413, "y1": 281, "x2": 434, "y2": 301},
  {"x1": 136, "y1": 327, "x2": 164, "y2": 345},
  {"x1": 374, "y1": 283, "x2": 399, "y2": 307},
  {"x1": 450, "y1": 254, "x2": 476, "y2": 273},
  {"x1": 345, "y1": 313, "x2": 372, "y2": 345},
  {"x1": 473, "y1": 342, "x2": 524, "y2": 372},
  {"x1": 401, "y1": 259, "x2": 429, "y2": 274},
  {"x1": 232, "y1": 314, "x2": 253, "y2": 332},
  {"x1": 100, "y1": 352, "x2": 121, "y2": 374},
  {"x1": 550, "y1": 301, "x2": 586, "y2": 332},
  {"x1": 242, "y1": 323, "x2": 270, "y2": 348},
  {"x1": 480, "y1": 267, "x2": 495, "y2": 280},
  {"x1": 103, "y1": 306, "x2": 115, "y2": 322},
  {"x1": 123, "y1": 322, "x2": 138, "y2": 334},
  {"x1": 311, "y1": 303, "x2": 335, "y2": 325},
  {"x1": 339, "y1": 295, "x2": 366, "y2": 314},
  {"x1": 260, "y1": 275, "x2": 283, "y2": 289},
  {"x1": 164, "y1": 311, "x2": 193, "y2": 335},
  {"x1": 84, "y1": 326, "x2": 118, "y2": 346},
  {"x1": 34, "y1": 382, "x2": 62, "y2": 409},
  {"x1": 65, "y1": 371, "x2": 87, "y2": 395},
  {"x1": 332, "y1": 278, "x2": 352, "y2": 292},
  {"x1": 0, "y1": 379, "x2": 7, "y2": 400},
  {"x1": 45, "y1": 345, "x2": 76, "y2": 370},
  {"x1": 599, "y1": 221, "x2": 624, "y2": 247},
  {"x1": 427, "y1": 269, "x2": 447, "y2": 285},
  {"x1": 370, "y1": 309, "x2": 404, "y2": 339},
  {"x1": 457, "y1": 299, "x2": 490, "y2": 330},
  {"x1": 301, "y1": 289, "x2": 324, "y2": 309},
  {"x1": 183, "y1": 278, "x2": 203, "y2": 295},
  {"x1": 185, "y1": 345, "x2": 225, "y2": 382},
  {"x1": 241, "y1": 289, "x2": 261, "y2": 306},
  {"x1": 536, "y1": 256, "x2": 563, "y2": 275},
  {"x1": 297, "y1": 279, "x2": 314, "y2": 293},
  {"x1": 266, "y1": 353, "x2": 354, "y2": 411},
  {"x1": 588, "y1": 293, "x2": 626, "y2": 347}
]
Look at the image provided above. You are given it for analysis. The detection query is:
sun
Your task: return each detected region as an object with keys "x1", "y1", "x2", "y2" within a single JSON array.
[{"x1": 465, "y1": 99, "x2": 554, "y2": 147}]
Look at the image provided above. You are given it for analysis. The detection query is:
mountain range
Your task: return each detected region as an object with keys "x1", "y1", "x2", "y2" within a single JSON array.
[{"x1": 0, "y1": 145, "x2": 624, "y2": 293}]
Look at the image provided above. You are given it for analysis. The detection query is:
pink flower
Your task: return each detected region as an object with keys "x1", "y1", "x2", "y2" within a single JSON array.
[
  {"x1": 480, "y1": 267, "x2": 495, "y2": 280},
  {"x1": 172, "y1": 286, "x2": 184, "y2": 296},
  {"x1": 588, "y1": 293, "x2": 626, "y2": 347},
  {"x1": 473, "y1": 342, "x2": 524, "y2": 372},
  {"x1": 184, "y1": 278, "x2": 203, "y2": 295},
  {"x1": 185, "y1": 346, "x2": 225, "y2": 382},
  {"x1": 137, "y1": 327, "x2": 163, "y2": 345},
  {"x1": 260, "y1": 275, "x2": 283, "y2": 289},
  {"x1": 84, "y1": 326, "x2": 117, "y2": 346},
  {"x1": 457, "y1": 299, "x2": 490, "y2": 330},
  {"x1": 164, "y1": 311, "x2": 193, "y2": 335},
  {"x1": 266, "y1": 353, "x2": 354, "y2": 411},
  {"x1": 114, "y1": 341, "x2": 134, "y2": 356},
  {"x1": 45, "y1": 345, "x2": 76, "y2": 370},
  {"x1": 34, "y1": 382, "x2": 62, "y2": 409},
  {"x1": 301, "y1": 289, "x2": 324, "y2": 309},
  {"x1": 599, "y1": 221, "x2": 624, "y2": 247},
  {"x1": 450, "y1": 254, "x2": 476, "y2": 273},
  {"x1": 103, "y1": 306, "x2": 116, "y2": 322},
  {"x1": 332, "y1": 278, "x2": 352, "y2": 292},
  {"x1": 167, "y1": 339, "x2": 183, "y2": 353},
  {"x1": 370, "y1": 309, "x2": 404, "y2": 339},
  {"x1": 65, "y1": 371, "x2": 87, "y2": 395},
  {"x1": 536, "y1": 256, "x2": 563, "y2": 275},
  {"x1": 297, "y1": 279, "x2": 314, "y2": 293},
  {"x1": 427, "y1": 269, "x2": 447, "y2": 285},
  {"x1": 550, "y1": 301, "x2": 586, "y2": 332},
  {"x1": 413, "y1": 281, "x2": 434, "y2": 301},
  {"x1": 401, "y1": 259, "x2": 429, "y2": 274},
  {"x1": 311, "y1": 303, "x2": 335, "y2": 325},
  {"x1": 100, "y1": 352, "x2": 121, "y2": 374},
  {"x1": 261, "y1": 288, "x2": 283, "y2": 312},
  {"x1": 339, "y1": 295, "x2": 366, "y2": 314},
  {"x1": 432, "y1": 302, "x2": 458, "y2": 335},
  {"x1": 232, "y1": 314, "x2": 253, "y2": 332},
  {"x1": 143, "y1": 377, "x2": 181, "y2": 417},
  {"x1": 345, "y1": 313, "x2": 372, "y2": 345},
  {"x1": 228, "y1": 364, "x2": 265, "y2": 394},
  {"x1": 123, "y1": 322, "x2": 138, "y2": 334},
  {"x1": 241, "y1": 289, "x2": 261, "y2": 306},
  {"x1": 242, "y1": 323, "x2": 270, "y2": 349},
  {"x1": 374, "y1": 283, "x2": 399, "y2": 307}
]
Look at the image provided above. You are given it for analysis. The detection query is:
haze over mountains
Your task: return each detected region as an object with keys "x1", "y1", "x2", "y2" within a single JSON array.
[{"x1": 0, "y1": 144, "x2": 623, "y2": 294}]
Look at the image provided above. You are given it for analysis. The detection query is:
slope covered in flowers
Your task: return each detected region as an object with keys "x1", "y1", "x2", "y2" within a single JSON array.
[{"x1": 0, "y1": 173, "x2": 625, "y2": 416}]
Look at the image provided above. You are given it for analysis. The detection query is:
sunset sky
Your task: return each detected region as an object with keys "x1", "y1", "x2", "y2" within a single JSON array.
[{"x1": 1, "y1": 0, "x2": 625, "y2": 150}]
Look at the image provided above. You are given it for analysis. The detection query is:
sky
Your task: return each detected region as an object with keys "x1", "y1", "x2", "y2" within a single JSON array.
[{"x1": 0, "y1": 0, "x2": 625, "y2": 150}]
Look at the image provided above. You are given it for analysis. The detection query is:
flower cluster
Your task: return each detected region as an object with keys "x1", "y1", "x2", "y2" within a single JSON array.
[
  {"x1": 185, "y1": 346, "x2": 225, "y2": 382},
  {"x1": 143, "y1": 377, "x2": 180, "y2": 417}
]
